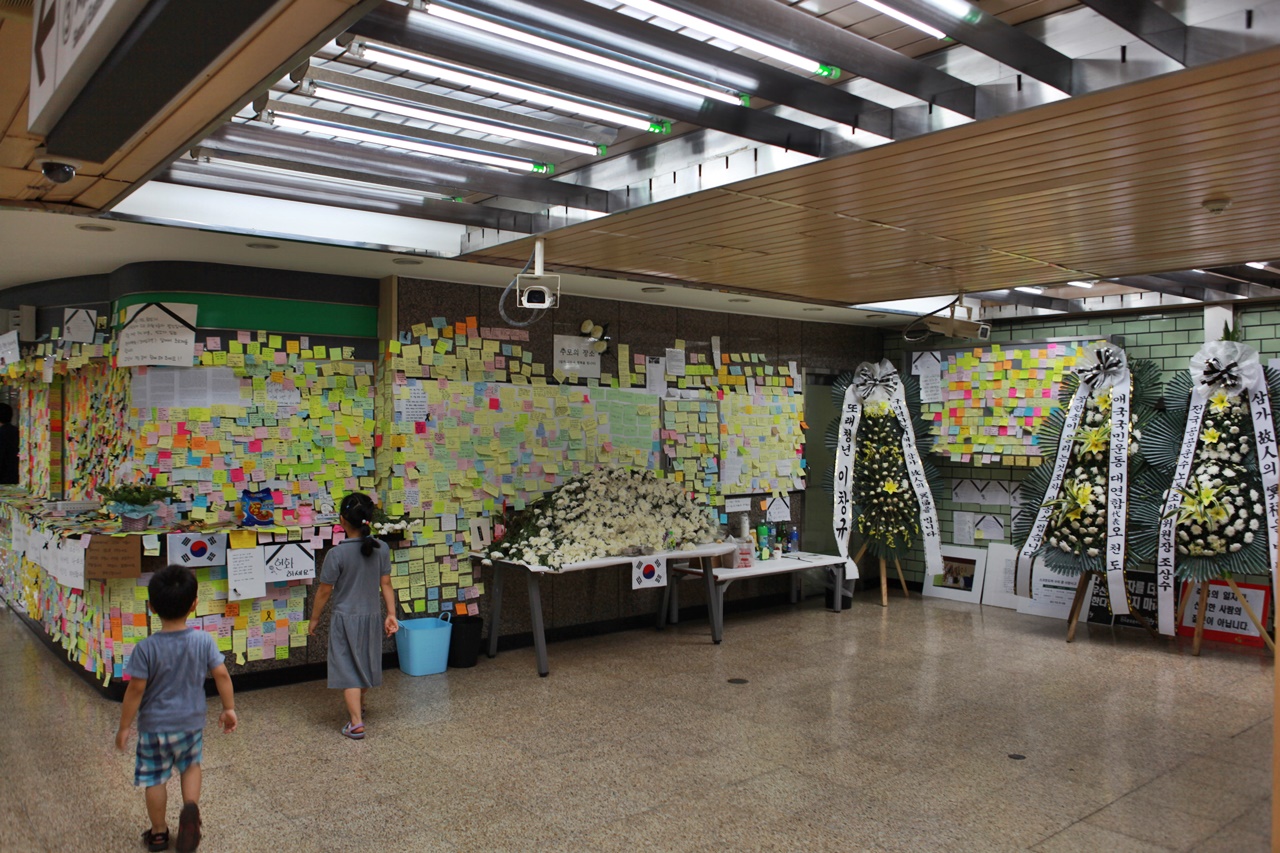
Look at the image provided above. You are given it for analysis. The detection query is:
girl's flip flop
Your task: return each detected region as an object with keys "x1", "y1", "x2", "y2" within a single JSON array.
[{"x1": 341, "y1": 722, "x2": 365, "y2": 740}]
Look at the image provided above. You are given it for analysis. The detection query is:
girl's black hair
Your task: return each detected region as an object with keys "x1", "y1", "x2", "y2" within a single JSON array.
[{"x1": 340, "y1": 492, "x2": 380, "y2": 557}]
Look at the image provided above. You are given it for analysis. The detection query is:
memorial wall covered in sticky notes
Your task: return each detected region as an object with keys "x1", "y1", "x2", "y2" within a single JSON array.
[{"x1": 920, "y1": 342, "x2": 1095, "y2": 466}]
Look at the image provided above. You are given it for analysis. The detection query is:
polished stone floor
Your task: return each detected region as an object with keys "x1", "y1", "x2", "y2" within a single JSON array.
[{"x1": 0, "y1": 590, "x2": 1271, "y2": 852}]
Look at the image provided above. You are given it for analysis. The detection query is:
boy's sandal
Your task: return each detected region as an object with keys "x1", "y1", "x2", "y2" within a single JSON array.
[
  {"x1": 341, "y1": 721, "x2": 365, "y2": 740},
  {"x1": 141, "y1": 827, "x2": 170, "y2": 851},
  {"x1": 176, "y1": 802, "x2": 201, "y2": 853}
]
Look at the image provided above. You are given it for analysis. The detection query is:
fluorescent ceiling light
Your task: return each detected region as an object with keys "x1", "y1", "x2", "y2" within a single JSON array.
[
  {"x1": 194, "y1": 155, "x2": 456, "y2": 203},
  {"x1": 1014, "y1": 286, "x2": 1044, "y2": 294},
  {"x1": 270, "y1": 113, "x2": 553, "y2": 173},
  {"x1": 619, "y1": 0, "x2": 838, "y2": 78},
  {"x1": 309, "y1": 84, "x2": 603, "y2": 156},
  {"x1": 1247, "y1": 261, "x2": 1267, "y2": 269},
  {"x1": 924, "y1": 0, "x2": 972, "y2": 17},
  {"x1": 858, "y1": 0, "x2": 948, "y2": 40},
  {"x1": 1065, "y1": 280, "x2": 1095, "y2": 288},
  {"x1": 422, "y1": 3, "x2": 744, "y2": 106},
  {"x1": 357, "y1": 45, "x2": 668, "y2": 133}
]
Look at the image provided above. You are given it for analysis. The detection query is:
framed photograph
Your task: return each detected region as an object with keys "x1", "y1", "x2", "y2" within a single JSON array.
[{"x1": 923, "y1": 545, "x2": 987, "y2": 604}]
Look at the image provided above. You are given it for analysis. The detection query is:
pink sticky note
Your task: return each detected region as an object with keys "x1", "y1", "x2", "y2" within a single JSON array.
[
  {"x1": 331, "y1": 526, "x2": 345, "y2": 544},
  {"x1": 488, "y1": 397, "x2": 500, "y2": 410},
  {"x1": 206, "y1": 337, "x2": 221, "y2": 351},
  {"x1": 230, "y1": 469, "x2": 245, "y2": 482},
  {"x1": 248, "y1": 440, "x2": 263, "y2": 452},
  {"x1": 237, "y1": 330, "x2": 250, "y2": 343}
]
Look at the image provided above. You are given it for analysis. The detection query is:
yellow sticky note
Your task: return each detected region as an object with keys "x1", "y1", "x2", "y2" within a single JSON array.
[{"x1": 228, "y1": 530, "x2": 257, "y2": 549}]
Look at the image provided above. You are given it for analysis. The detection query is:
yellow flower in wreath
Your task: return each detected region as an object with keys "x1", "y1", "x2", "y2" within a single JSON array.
[
  {"x1": 882, "y1": 479, "x2": 900, "y2": 494},
  {"x1": 1202, "y1": 427, "x2": 1221, "y2": 445},
  {"x1": 1076, "y1": 424, "x2": 1110, "y2": 455},
  {"x1": 1209, "y1": 390, "x2": 1233, "y2": 414},
  {"x1": 1095, "y1": 389, "x2": 1113, "y2": 412}
]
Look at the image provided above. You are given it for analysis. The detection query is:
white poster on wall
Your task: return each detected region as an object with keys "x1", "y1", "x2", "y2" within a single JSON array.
[
  {"x1": 0, "y1": 330, "x2": 19, "y2": 365},
  {"x1": 62, "y1": 308, "x2": 97, "y2": 343},
  {"x1": 263, "y1": 543, "x2": 316, "y2": 581},
  {"x1": 227, "y1": 548, "x2": 267, "y2": 601},
  {"x1": 553, "y1": 334, "x2": 602, "y2": 379},
  {"x1": 116, "y1": 303, "x2": 197, "y2": 367}
]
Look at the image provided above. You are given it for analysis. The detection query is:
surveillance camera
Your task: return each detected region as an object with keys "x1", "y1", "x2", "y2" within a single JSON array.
[
  {"x1": 1202, "y1": 198, "x2": 1232, "y2": 214},
  {"x1": 924, "y1": 316, "x2": 991, "y2": 339},
  {"x1": 36, "y1": 160, "x2": 77, "y2": 184},
  {"x1": 516, "y1": 273, "x2": 560, "y2": 309},
  {"x1": 519, "y1": 286, "x2": 552, "y2": 309}
]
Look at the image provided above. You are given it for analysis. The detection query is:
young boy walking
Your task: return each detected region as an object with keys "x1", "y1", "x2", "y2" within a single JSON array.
[{"x1": 116, "y1": 565, "x2": 237, "y2": 852}]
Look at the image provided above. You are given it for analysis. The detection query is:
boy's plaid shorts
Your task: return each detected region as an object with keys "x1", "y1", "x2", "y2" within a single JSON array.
[{"x1": 134, "y1": 730, "x2": 203, "y2": 787}]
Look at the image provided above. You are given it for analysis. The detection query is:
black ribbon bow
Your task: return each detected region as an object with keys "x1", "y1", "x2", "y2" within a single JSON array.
[
  {"x1": 1078, "y1": 346, "x2": 1124, "y2": 389},
  {"x1": 1201, "y1": 357, "x2": 1241, "y2": 389},
  {"x1": 853, "y1": 363, "x2": 898, "y2": 400}
]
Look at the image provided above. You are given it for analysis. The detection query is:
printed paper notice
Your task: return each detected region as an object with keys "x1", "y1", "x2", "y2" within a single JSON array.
[
  {"x1": 227, "y1": 548, "x2": 267, "y2": 601},
  {"x1": 116, "y1": 303, "x2": 198, "y2": 366},
  {"x1": 63, "y1": 308, "x2": 98, "y2": 344},
  {"x1": 0, "y1": 330, "x2": 18, "y2": 365},
  {"x1": 645, "y1": 356, "x2": 667, "y2": 396},
  {"x1": 553, "y1": 334, "x2": 601, "y2": 379}
]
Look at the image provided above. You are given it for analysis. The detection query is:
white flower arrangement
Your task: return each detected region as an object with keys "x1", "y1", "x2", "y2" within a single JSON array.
[
  {"x1": 1171, "y1": 390, "x2": 1253, "y2": 558},
  {"x1": 484, "y1": 467, "x2": 719, "y2": 569},
  {"x1": 1044, "y1": 388, "x2": 1140, "y2": 558}
]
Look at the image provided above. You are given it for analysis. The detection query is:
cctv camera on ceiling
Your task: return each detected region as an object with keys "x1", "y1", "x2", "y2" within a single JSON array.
[
  {"x1": 32, "y1": 150, "x2": 83, "y2": 185},
  {"x1": 516, "y1": 273, "x2": 560, "y2": 309}
]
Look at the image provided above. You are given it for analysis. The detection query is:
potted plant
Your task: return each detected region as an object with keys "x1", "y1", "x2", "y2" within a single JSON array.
[{"x1": 96, "y1": 483, "x2": 176, "y2": 532}]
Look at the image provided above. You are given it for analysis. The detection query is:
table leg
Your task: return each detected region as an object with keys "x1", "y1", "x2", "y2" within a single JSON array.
[
  {"x1": 1065, "y1": 571, "x2": 1092, "y2": 643},
  {"x1": 526, "y1": 571, "x2": 549, "y2": 676},
  {"x1": 486, "y1": 563, "x2": 505, "y2": 658},
  {"x1": 715, "y1": 581, "x2": 729, "y2": 641},
  {"x1": 669, "y1": 572, "x2": 681, "y2": 624},
  {"x1": 657, "y1": 578, "x2": 671, "y2": 630},
  {"x1": 704, "y1": 559, "x2": 722, "y2": 644},
  {"x1": 790, "y1": 572, "x2": 800, "y2": 604},
  {"x1": 1224, "y1": 577, "x2": 1276, "y2": 654},
  {"x1": 1192, "y1": 581, "x2": 1211, "y2": 657},
  {"x1": 830, "y1": 565, "x2": 844, "y2": 612}
]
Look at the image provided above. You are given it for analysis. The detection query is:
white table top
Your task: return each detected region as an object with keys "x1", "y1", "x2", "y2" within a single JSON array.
[{"x1": 672, "y1": 551, "x2": 846, "y2": 581}]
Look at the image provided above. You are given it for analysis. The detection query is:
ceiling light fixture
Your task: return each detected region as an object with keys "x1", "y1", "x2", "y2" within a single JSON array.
[
  {"x1": 1014, "y1": 286, "x2": 1044, "y2": 294},
  {"x1": 640, "y1": 286, "x2": 665, "y2": 292},
  {"x1": 857, "y1": 0, "x2": 948, "y2": 40},
  {"x1": 802, "y1": 307, "x2": 824, "y2": 312},
  {"x1": 75, "y1": 223, "x2": 115, "y2": 232},
  {"x1": 393, "y1": 258, "x2": 425, "y2": 266},
  {"x1": 355, "y1": 45, "x2": 668, "y2": 133},
  {"x1": 270, "y1": 112, "x2": 554, "y2": 173},
  {"x1": 620, "y1": 0, "x2": 838, "y2": 78},
  {"x1": 1065, "y1": 280, "x2": 1095, "y2": 288},
  {"x1": 421, "y1": 2, "x2": 745, "y2": 106},
  {"x1": 1247, "y1": 261, "x2": 1268, "y2": 269},
  {"x1": 309, "y1": 83, "x2": 604, "y2": 156},
  {"x1": 727, "y1": 297, "x2": 750, "y2": 303},
  {"x1": 193, "y1": 152, "x2": 457, "y2": 202},
  {"x1": 246, "y1": 242, "x2": 279, "y2": 249}
]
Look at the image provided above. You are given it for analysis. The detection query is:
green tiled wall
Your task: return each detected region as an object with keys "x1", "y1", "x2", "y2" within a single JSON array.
[{"x1": 878, "y1": 302, "x2": 1280, "y2": 587}]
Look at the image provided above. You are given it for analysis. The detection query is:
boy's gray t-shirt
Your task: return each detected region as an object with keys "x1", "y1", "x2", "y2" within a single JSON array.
[{"x1": 126, "y1": 628, "x2": 225, "y2": 733}]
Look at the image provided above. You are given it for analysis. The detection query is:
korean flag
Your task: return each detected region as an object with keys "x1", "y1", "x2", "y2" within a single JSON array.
[
  {"x1": 632, "y1": 555, "x2": 666, "y2": 590},
  {"x1": 167, "y1": 533, "x2": 227, "y2": 566}
]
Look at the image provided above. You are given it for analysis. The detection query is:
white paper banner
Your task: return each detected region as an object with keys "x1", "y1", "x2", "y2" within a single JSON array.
[
  {"x1": 832, "y1": 383, "x2": 860, "y2": 580},
  {"x1": 227, "y1": 548, "x2": 267, "y2": 601},
  {"x1": 887, "y1": 383, "x2": 943, "y2": 576},
  {"x1": 1104, "y1": 372, "x2": 1132, "y2": 615},
  {"x1": 1156, "y1": 397, "x2": 1205, "y2": 635}
]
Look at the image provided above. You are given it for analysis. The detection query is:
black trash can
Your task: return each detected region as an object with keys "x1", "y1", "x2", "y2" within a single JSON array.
[{"x1": 447, "y1": 615, "x2": 485, "y2": 668}]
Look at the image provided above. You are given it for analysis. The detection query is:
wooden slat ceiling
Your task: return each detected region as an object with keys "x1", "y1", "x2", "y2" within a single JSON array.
[{"x1": 462, "y1": 44, "x2": 1280, "y2": 304}]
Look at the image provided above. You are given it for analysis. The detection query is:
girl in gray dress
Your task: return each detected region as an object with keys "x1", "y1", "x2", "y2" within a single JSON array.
[{"x1": 308, "y1": 493, "x2": 399, "y2": 739}]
